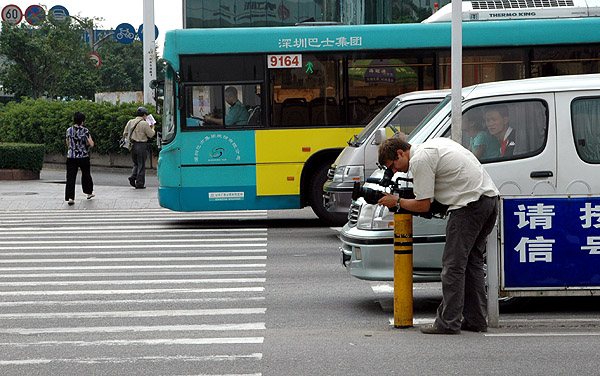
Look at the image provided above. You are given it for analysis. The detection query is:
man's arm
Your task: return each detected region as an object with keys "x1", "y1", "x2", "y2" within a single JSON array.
[{"x1": 378, "y1": 192, "x2": 431, "y2": 212}]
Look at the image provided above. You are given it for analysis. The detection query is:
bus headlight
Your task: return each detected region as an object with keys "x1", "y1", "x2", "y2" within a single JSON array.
[{"x1": 332, "y1": 165, "x2": 364, "y2": 183}]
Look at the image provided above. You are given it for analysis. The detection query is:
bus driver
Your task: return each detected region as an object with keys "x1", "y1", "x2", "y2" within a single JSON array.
[{"x1": 205, "y1": 87, "x2": 249, "y2": 126}]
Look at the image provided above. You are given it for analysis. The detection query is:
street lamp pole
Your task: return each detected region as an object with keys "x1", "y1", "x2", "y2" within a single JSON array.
[{"x1": 143, "y1": 0, "x2": 157, "y2": 106}]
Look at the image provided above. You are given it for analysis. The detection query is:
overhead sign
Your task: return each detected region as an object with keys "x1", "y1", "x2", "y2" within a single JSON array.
[
  {"x1": 502, "y1": 196, "x2": 600, "y2": 288},
  {"x1": 88, "y1": 53, "x2": 101, "y2": 68},
  {"x1": 114, "y1": 23, "x2": 136, "y2": 44},
  {"x1": 49, "y1": 5, "x2": 69, "y2": 22},
  {"x1": 25, "y1": 5, "x2": 45, "y2": 25},
  {"x1": 1, "y1": 4, "x2": 23, "y2": 24},
  {"x1": 138, "y1": 24, "x2": 159, "y2": 42}
]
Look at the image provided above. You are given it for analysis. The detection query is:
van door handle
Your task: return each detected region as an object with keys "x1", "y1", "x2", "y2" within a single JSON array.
[{"x1": 530, "y1": 170, "x2": 553, "y2": 178}]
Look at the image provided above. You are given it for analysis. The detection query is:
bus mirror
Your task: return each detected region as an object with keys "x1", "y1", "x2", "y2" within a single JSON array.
[{"x1": 373, "y1": 128, "x2": 387, "y2": 145}]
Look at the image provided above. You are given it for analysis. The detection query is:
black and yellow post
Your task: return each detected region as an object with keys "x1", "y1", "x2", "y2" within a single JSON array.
[{"x1": 393, "y1": 209, "x2": 413, "y2": 328}]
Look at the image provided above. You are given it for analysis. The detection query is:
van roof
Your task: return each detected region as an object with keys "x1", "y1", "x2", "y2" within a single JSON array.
[
  {"x1": 395, "y1": 89, "x2": 451, "y2": 102},
  {"x1": 463, "y1": 74, "x2": 600, "y2": 101}
]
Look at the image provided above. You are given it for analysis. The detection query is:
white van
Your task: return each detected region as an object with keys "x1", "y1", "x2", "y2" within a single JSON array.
[
  {"x1": 323, "y1": 90, "x2": 449, "y2": 215},
  {"x1": 340, "y1": 74, "x2": 600, "y2": 281}
]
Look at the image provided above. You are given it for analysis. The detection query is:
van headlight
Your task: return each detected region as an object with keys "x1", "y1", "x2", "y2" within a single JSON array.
[
  {"x1": 356, "y1": 203, "x2": 395, "y2": 230},
  {"x1": 332, "y1": 165, "x2": 364, "y2": 183}
]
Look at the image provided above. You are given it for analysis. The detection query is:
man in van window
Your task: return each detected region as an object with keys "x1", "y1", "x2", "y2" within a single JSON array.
[
  {"x1": 377, "y1": 137, "x2": 499, "y2": 334},
  {"x1": 484, "y1": 104, "x2": 515, "y2": 157},
  {"x1": 205, "y1": 87, "x2": 249, "y2": 126}
]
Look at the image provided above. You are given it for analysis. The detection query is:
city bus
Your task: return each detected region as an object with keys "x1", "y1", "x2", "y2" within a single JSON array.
[{"x1": 158, "y1": 8, "x2": 600, "y2": 225}]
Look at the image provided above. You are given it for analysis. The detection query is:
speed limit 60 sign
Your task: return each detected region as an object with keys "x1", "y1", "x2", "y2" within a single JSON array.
[{"x1": 2, "y1": 4, "x2": 23, "y2": 24}]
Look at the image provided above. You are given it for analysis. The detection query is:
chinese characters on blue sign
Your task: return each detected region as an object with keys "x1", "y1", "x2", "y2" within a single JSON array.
[
  {"x1": 278, "y1": 36, "x2": 362, "y2": 49},
  {"x1": 502, "y1": 197, "x2": 600, "y2": 288}
]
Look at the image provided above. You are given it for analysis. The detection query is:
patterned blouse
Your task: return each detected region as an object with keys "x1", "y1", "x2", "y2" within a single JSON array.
[{"x1": 66, "y1": 125, "x2": 91, "y2": 158}]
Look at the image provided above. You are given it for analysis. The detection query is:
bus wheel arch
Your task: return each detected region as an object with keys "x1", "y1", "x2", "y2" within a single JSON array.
[{"x1": 301, "y1": 148, "x2": 348, "y2": 226}]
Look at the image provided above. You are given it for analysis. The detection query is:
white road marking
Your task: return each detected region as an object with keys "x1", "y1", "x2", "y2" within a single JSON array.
[
  {"x1": 0, "y1": 270, "x2": 266, "y2": 278},
  {"x1": 0, "y1": 249, "x2": 267, "y2": 256},
  {"x1": 0, "y1": 337, "x2": 265, "y2": 347},
  {"x1": 0, "y1": 308, "x2": 266, "y2": 319},
  {"x1": 0, "y1": 297, "x2": 266, "y2": 307},
  {"x1": 0, "y1": 323, "x2": 266, "y2": 335},
  {"x1": 0, "y1": 287, "x2": 265, "y2": 296},
  {"x1": 0, "y1": 353, "x2": 263, "y2": 365},
  {"x1": 0, "y1": 243, "x2": 266, "y2": 250},
  {"x1": 0, "y1": 278, "x2": 267, "y2": 287},
  {"x1": 0, "y1": 264, "x2": 267, "y2": 271},
  {"x1": 0, "y1": 238, "x2": 266, "y2": 245},
  {"x1": 0, "y1": 256, "x2": 267, "y2": 263},
  {"x1": 485, "y1": 332, "x2": 600, "y2": 337}
]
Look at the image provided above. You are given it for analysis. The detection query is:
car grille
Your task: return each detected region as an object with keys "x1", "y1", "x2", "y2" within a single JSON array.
[
  {"x1": 327, "y1": 165, "x2": 335, "y2": 180},
  {"x1": 348, "y1": 201, "x2": 361, "y2": 227}
]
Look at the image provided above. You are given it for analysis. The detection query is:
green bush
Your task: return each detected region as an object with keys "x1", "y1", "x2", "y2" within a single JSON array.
[
  {"x1": 0, "y1": 143, "x2": 45, "y2": 172},
  {"x1": 0, "y1": 99, "x2": 161, "y2": 155}
]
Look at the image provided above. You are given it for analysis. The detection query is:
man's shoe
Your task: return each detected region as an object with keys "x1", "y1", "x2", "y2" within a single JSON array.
[
  {"x1": 460, "y1": 322, "x2": 487, "y2": 332},
  {"x1": 420, "y1": 324, "x2": 460, "y2": 335},
  {"x1": 67, "y1": 199, "x2": 75, "y2": 206},
  {"x1": 128, "y1": 176, "x2": 136, "y2": 187},
  {"x1": 135, "y1": 186, "x2": 146, "y2": 189}
]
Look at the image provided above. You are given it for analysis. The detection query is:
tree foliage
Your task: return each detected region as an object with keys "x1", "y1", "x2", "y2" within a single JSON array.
[
  {"x1": 0, "y1": 15, "x2": 100, "y2": 100},
  {"x1": 96, "y1": 39, "x2": 144, "y2": 92}
]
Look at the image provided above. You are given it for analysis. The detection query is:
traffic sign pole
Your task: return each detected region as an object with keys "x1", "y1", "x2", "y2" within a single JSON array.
[{"x1": 143, "y1": 0, "x2": 157, "y2": 106}]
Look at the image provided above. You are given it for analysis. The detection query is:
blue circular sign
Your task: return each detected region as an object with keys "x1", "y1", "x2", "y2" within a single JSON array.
[
  {"x1": 138, "y1": 25, "x2": 159, "y2": 42},
  {"x1": 114, "y1": 23, "x2": 136, "y2": 44},
  {"x1": 49, "y1": 6, "x2": 69, "y2": 23},
  {"x1": 25, "y1": 5, "x2": 45, "y2": 25}
]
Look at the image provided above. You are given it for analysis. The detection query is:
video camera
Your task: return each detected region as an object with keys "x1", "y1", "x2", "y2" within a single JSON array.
[{"x1": 351, "y1": 167, "x2": 448, "y2": 219}]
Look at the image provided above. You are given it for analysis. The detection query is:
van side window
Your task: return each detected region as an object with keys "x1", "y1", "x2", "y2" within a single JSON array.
[
  {"x1": 461, "y1": 101, "x2": 548, "y2": 162},
  {"x1": 386, "y1": 102, "x2": 440, "y2": 138},
  {"x1": 572, "y1": 97, "x2": 600, "y2": 164}
]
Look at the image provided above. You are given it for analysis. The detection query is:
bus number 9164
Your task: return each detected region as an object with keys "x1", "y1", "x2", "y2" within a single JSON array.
[{"x1": 268, "y1": 54, "x2": 302, "y2": 69}]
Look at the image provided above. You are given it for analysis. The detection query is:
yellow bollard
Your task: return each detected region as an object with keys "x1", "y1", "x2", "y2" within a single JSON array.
[{"x1": 393, "y1": 211, "x2": 413, "y2": 328}]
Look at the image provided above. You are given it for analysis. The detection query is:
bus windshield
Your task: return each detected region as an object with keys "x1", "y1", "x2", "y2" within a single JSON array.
[{"x1": 161, "y1": 66, "x2": 176, "y2": 144}]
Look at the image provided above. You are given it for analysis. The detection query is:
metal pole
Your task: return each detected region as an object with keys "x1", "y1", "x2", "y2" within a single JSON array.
[
  {"x1": 143, "y1": 0, "x2": 157, "y2": 106},
  {"x1": 450, "y1": 0, "x2": 463, "y2": 143},
  {"x1": 393, "y1": 211, "x2": 413, "y2": 328}
]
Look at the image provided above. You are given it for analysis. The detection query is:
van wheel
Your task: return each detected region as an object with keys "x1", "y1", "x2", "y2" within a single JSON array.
[{"x1": 308, "y1": 163, "x2": 348, "y2": 227}]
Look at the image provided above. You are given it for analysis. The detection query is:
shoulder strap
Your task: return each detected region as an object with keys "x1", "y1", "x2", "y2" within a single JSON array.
[{"x1": 128, "y1": 119, "x2": 143, "y2": 138}]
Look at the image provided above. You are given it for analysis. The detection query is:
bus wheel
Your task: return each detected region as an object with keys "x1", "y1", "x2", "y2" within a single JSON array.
[{"x1": 309, "y1": 163, "x2": 348, "y2": 227}]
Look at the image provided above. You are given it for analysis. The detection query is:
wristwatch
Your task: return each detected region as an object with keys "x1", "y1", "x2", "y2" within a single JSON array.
[{"x1": 396, "y1": 197, "x2": 402, "y2": 211}]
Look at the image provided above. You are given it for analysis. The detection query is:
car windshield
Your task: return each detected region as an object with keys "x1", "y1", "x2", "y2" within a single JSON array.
[
  {"x1": 407, "y1": 95, "x2": 452, "y2": 144},
  {"x1": 351, "y1": 98, "x2": 400, "y2": 146}
]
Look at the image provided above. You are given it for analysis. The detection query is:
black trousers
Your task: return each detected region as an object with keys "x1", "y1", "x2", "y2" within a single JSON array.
[
  {"x1": 130, "y1": 141, "x2": 148, "y2": 188},
  {"x1": 65, "y1": 157, "x2": 93, "y2": 201}
]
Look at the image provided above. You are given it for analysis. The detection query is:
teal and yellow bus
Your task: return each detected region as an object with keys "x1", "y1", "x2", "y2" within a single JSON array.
[{"x1": 158, "y1": 16, "x2": 600, "y2": 225}]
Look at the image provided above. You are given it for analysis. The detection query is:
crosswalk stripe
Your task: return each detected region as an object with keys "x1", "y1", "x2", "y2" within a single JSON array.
[
  {"x1": 0, "y1": 228, "x2": 267, "y2": 234},
  {"x1": 0, "y1": 270, "x2": 266, "y2": 278},
  {"x1": 0, "y1": 337, "x2": 265, "y2": 347},
  {"x1": 0, "y1": 264, "x2": 267, "y2": 271},
  {"x1": 0, "y1": 244, "x2": 266, "y2": 250},
  {"x1": 0, "y1": 256, "x2": 267, "y2": 263},
  {"x1": 0, "y1": 287, "x2": 265, "y2": 296},
  {"x1": 0, "y1": 323, "x2": 266, "y2": 335},
  {"x1": 0, "y1": 249, "x2": 267, "y2": 256},
  {"x1": 0, "y1": 297, "x2": 266, "y2": 307},
  {"x1": 0, "y1": 278, "x2": 267, "y2": 286},
  {"x1": 0, "y1": 308, "x2": 266, "y2": 319},
  {"x1": 0, "y1": 238, "x2": 267, "y2": 245},
  {"x1": 0, "y1": 353, "x2": 263, "y2": 365}
]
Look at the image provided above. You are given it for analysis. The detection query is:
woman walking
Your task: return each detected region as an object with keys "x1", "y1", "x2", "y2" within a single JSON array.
[{"x1": 65, "y1": 111, "x2": 95, "y2": 205}]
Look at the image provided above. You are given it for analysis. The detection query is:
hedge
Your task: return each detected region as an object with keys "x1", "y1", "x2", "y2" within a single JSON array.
[
  {"x1": 0, "y1": 99, "x2": 161, "y2": 156},
  {"x1": 0, "y1": 143, "x2": 45, "y2": 172}
]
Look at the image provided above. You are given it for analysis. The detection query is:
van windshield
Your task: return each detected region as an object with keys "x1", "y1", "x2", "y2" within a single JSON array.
[
  {"x1": 350, "y1": 98, "x2": 400, "y2": 146},
  {"x1": 407, "y1": 95, "x2": 452, "y2": 144}
]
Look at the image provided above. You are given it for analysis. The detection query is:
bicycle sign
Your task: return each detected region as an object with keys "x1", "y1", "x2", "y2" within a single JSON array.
[
  {"x1": 2, "y1": 4, "x2": 23, "y2": 24},
  {"x1": 25, "y1": 5, "x2": 45, "y2": 25},
  {"x1": 114, "y1": 23, "x2": 136, "y2": 44}
]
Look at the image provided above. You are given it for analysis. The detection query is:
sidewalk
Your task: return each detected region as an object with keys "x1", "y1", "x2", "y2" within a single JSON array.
[{"x1": 0, "y1": 165, "x2": 160, "y2": 211}]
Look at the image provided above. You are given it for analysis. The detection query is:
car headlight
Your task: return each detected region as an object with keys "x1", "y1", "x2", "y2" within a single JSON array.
[
  {"x1": 356, "y1": 203, "x2": 395, "y2": 230},
  {"x1": 332, "y1": 165, "x2": 364, "y2": 183}
]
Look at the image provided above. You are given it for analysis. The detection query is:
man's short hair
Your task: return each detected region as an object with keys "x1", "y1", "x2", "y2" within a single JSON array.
[
  {"x1": 378, "y1": 137, "x2": 411, "y2": 166},
  {"x1": 73, "y1": 111, "x2": 85, "y2": 125},
  {"x1": 484, "y1": 104, "x2": 509, "y2": 118},
  {"x1": 137, "y1": 106, "x2": 148, "y2": 116},
  {"x1": 224, "y1": 86, "x2": 238, "y2": 98}
]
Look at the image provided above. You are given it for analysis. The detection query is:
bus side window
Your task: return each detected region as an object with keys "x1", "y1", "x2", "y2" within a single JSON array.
[{"x1": 280, "y1": 98, "x2": 309, "y2": 126}]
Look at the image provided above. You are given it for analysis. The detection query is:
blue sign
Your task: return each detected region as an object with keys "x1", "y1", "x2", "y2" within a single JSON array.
[
  {"x1": 49, "y1": 5, "x2": 69, "y2": 22},
  {"x1": 82, "y1": 30, "x2": 112, "y2": 45},
  {"x1": 502, "y1": 197, "x2": 600, "y2": 288},
  {"x1": 25, "y1": 5, "x2": 45, "y2": 25},
  {"x1": 138, "y1": 24, "x2": 159, "y2": 42},
  {"x1": 114, "y1": 23, "x2": 136, "y2": 44}
]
